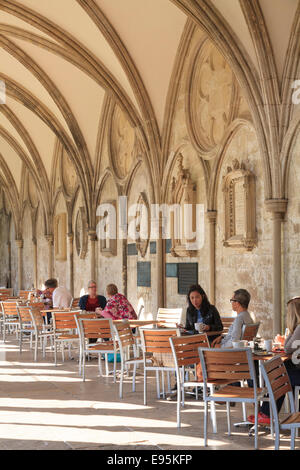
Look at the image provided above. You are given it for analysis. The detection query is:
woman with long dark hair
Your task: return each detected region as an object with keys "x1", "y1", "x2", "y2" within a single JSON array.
[{"x1": 183, "y1": 284, "x2": 223, "y2": 341}]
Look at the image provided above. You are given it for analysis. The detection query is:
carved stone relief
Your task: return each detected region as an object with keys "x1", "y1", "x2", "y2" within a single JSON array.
[
  {"x1": 222, "y1": 159, "x2": 257, "y2": 251},
  {"x1": 135, "y1": 192, "x2": 150, "y2": 258},
  {"x1": 187, "y1": 41, "x2": 239, "y2": 157},
  {"x1": 109, "y1": 105, "x2": 136, "y2": 180},
  {"x1": 75, "y1": 207, "x2": 88, "y2": 259},
  {"x1": 170, "y1": 154, "x2": 198, "y2": 257},
  {"x1": 98, "y1": 200, "x2": 117, "y2": 257}
]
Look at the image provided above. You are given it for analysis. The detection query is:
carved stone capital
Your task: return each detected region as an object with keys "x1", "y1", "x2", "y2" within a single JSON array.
[
  {"x1": 45, "y1": 234, "x2": 54, "y2": 245},
  {"x1": 206, "y1": 210, "x2": 217, "y2": 224},
  {"x1": 265, "y1": 199, "x2": 288, "y2": 220},
  {"x1": 88, "y1": 230, "x2": 97, "y2": 242}
]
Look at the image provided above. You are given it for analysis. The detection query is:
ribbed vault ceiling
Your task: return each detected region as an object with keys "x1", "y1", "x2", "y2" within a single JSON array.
[{"x1": 0, "y1": 0, "x2": 299, "y2": 199}]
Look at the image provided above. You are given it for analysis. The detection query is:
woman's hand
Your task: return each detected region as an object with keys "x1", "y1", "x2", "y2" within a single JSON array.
[
  {"x1": 211, "y1": 336, "x2": 222, "y2": 348},
  {"x1": 202, "y1": 324, "x2": 210, "y2": 332}
]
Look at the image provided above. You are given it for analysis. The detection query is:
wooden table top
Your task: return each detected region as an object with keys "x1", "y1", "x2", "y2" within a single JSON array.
[
  {"x1": 113, "y1": 319, "x2": 165, "y2": 327},
  {"x1": 252, "y1": 350, "x2": 291, "y2": 361}
]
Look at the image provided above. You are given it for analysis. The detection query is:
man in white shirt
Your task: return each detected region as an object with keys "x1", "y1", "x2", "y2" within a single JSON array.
[
  {"x1": 212, "y1": 289, "x2": 253, "y2": 348},
  {"x1": 44, "y1": 278, "x2": 72, "y2": 309}
]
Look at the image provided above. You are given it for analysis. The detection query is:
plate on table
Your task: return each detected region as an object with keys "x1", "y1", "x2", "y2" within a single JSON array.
[{"x1": 253, "y1": 350, "x2": 270, "y2": 356}]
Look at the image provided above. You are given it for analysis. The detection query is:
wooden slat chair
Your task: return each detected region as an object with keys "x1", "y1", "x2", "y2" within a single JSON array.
[
  {"x1": 77, "y1": 318, "x2": 117, "y2": 382},
  {"x1": 29, "y1": 306, "x2": 54, "y2": 361},
  {"x1": 260, "y1": 356, "x2": 300, "y2": 450},
  {"x1": 170, "y1": 333, "x2": 230, "y2": 431},
  {"x1": 199, "y1": 347, "x2": 267, "y2": 449},
  {"x1": 220, "y1": 316, "x2": 235, "y2": 334},
  {"x1": 52, "y1": 311, "x2": 81, "y2": 365},
  {"x1": 17, "y1": 306, "x2": 34, "y2": 354},
  {"x1": 1, "y1": 301, "x2": 21, "y2": 342},
  {"x1": 156, "y1": 308, "x2": 183, "y2": 328},
  {"x1": 114, "y1": 321, "x2": 153, "y2": 398},
  {"x1": 74, "y1": 312, "x2": 99, "y2": 376},
  {"x1": 241, "y1": 322, "x2": 260, "y2": 341},
  {"x1": 140, "y1": 328, "x2": 180, "y2": 404},
  {"x1": 19, "y1": 290, "x2": 34, "y2": 301},
  {"x1": 0, "y1": 288, "x2": 13, "y2": 297}
]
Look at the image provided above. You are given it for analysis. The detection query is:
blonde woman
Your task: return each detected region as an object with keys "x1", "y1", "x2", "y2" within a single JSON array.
[{"x1": 248, "y1": 296, "x2": 300, "y2": 425}]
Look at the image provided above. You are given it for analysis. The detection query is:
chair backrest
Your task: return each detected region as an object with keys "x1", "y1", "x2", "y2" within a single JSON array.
[
  {"x1": 260, "y1": 356, "x2": 294, "y2": 415},
  {"x1": 156, "y1": 308, "x2": 183, "y2": 328},
  {"x1": 74, "y1": 311, "x2": 98, "y2": 332},
  {"x1": 241, "y1": 322, "x2": 260, "y2": 341},
  {"x1": 199, "y1": 347, "x2": 256, "y2": 385},
  {"x1": 17, "y1": 306, "x2": 33, "y2": 324},
  {"x1": 71, "y1": 297, "x2": 80, "y2": 309},
  {"x1": 114, "y1": 321, "x2": 135, "y2": 351},
  {"x1": 141, "y1": 328, "x2": 179, "y2": 354},
  {"x1": 29, "y1": 306, "x2": 45, "y2": 331},
  {"x1": 78, "y1": 318, "x2": 115, "y2": 343},
  {"x1": 220, "y1": 316, "x2": 235, "y2": 333},
  {"x1": 19, "y1": 290, "x2": 34, "y2": 300},
  {"x1": 1, "y1": 301, "x2": 19, "y2": 317},
  {"x1": 0, "y1": 288, "x2": 13, "y2": 297},
  {"x1": 52, "y1": 312, "x2": 78, "y2": 331},
  {"x1": 170, "y1": 333, "x2": 209, "y2": 368}
]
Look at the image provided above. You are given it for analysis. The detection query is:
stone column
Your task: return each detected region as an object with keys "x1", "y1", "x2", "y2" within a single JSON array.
[
  {"x1": 45, "y1": 234, "x2": 54, "y2": 279},
  {"x1": 122, "y1": 239, "x2": 128, "y2": 297},
  {"x1": 32, "y1": 237, "x2": 37, "y2": 288},
  {"x1": 67, "y1": 232, "x2": 74, "y2": 296},
  {"x1": 16, "y1": 239, "x2": 23, "y2": 292},
  {"x1": 7, "y1": 240, "x2": 11, "y2": 288},
  {"x1": 88, "y1": 230, "x2": 97, "y2": 281},
  {"x1": 156, "y1": 212, "x2": 165, "y2": 309},
  {"x1": 265, "y1": 199, "x2": 288, "y2": 336},
  {"x1": 206, "y1": 210, "x2": 217, "y2": 304}
]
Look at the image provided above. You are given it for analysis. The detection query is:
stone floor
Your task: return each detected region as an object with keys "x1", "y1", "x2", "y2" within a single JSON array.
[{"x1": 0, "y1": 336, "x2": 298, "y2": 451}]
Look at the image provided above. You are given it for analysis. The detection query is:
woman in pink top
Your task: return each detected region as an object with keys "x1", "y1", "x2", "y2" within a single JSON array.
[{"x1": 98, "y1": 284, "x2": 137, "y2": 320}]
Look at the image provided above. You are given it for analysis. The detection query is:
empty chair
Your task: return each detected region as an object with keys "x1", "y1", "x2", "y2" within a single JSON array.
[
  {"x1": 52, "y1": 311, "x2": 81, "y2": 365},
  {"x1": 140, "y1": 328, "x2": 179, "y2": 404},
  {"x1": 241, "y1": 322, "x2": 260, "y2": 341},
  {"x1": 29, "y1": 306, "x2": 54, "y2": 361},
  {"x1": 0, "y1": 288, "x2": 13, "y2": 297},
  {"x1": 199, "y1": 347, "x2": 267, "y2": 449},
  {"x1": 260, "y1": 356, "x2": 300, "y2": 450},
  {"x1": 156, "y1": 308, "x2": 183, "y2": 328},
  {"x1": 1, "y1": 301, "x2": 21, "y2": 342},
  {"x1": 19, "y1": 290, "x2": 34, "y2": 301},
  {"x1": 170, "y1": 333, "x2": 213, "y2": 428},
  {"x1": 17, "y1": 306, "x2": 34, "y2": 354},
  {"x1": 74, "y1": 312, "x2": 98, "y2": 375},
  {"x1": 114, "y1": 321, "x2": 150, "y2": 398},
  {"x1": 77, "y1": 318, "x2": 117, "y2": 382}
]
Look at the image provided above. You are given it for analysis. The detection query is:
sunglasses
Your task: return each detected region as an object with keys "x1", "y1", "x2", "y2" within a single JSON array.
[{"x1": 230, "y1": 298, "x2": 239, "y2": 303}]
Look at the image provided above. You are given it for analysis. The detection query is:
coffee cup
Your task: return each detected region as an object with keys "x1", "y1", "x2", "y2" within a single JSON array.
[
  {"x1": 264, "y1": 339, "x2": 273, "y2": 352},
  {"x1": 195, "y1": 322, "x2": 205, "y2": 333}
]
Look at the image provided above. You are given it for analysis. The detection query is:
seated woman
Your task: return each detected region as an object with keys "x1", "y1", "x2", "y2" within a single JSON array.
[
  {"x1": 181, "y1": 284, "x2": 223, "y2": 343},
  {"x1": 248, "y1": 296, "x2": 300, "y2": 425},
  {"x1": 79, "y1": 280, "x2": 107, "y2": 312},
  {"x1": 99, "y1": 284, "x2": 137, "y2": 320},
  {"x1": 79, "y1": 280, "x2": 107, "y2": 344}
]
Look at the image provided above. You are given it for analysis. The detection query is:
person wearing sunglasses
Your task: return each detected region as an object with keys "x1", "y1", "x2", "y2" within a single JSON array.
[
  {"x1": 211, "y1": 288, "x2": 253, "y2": 348},
  {"x1": 79, "y1": 280, "x2": 107, "y2": 313}
]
